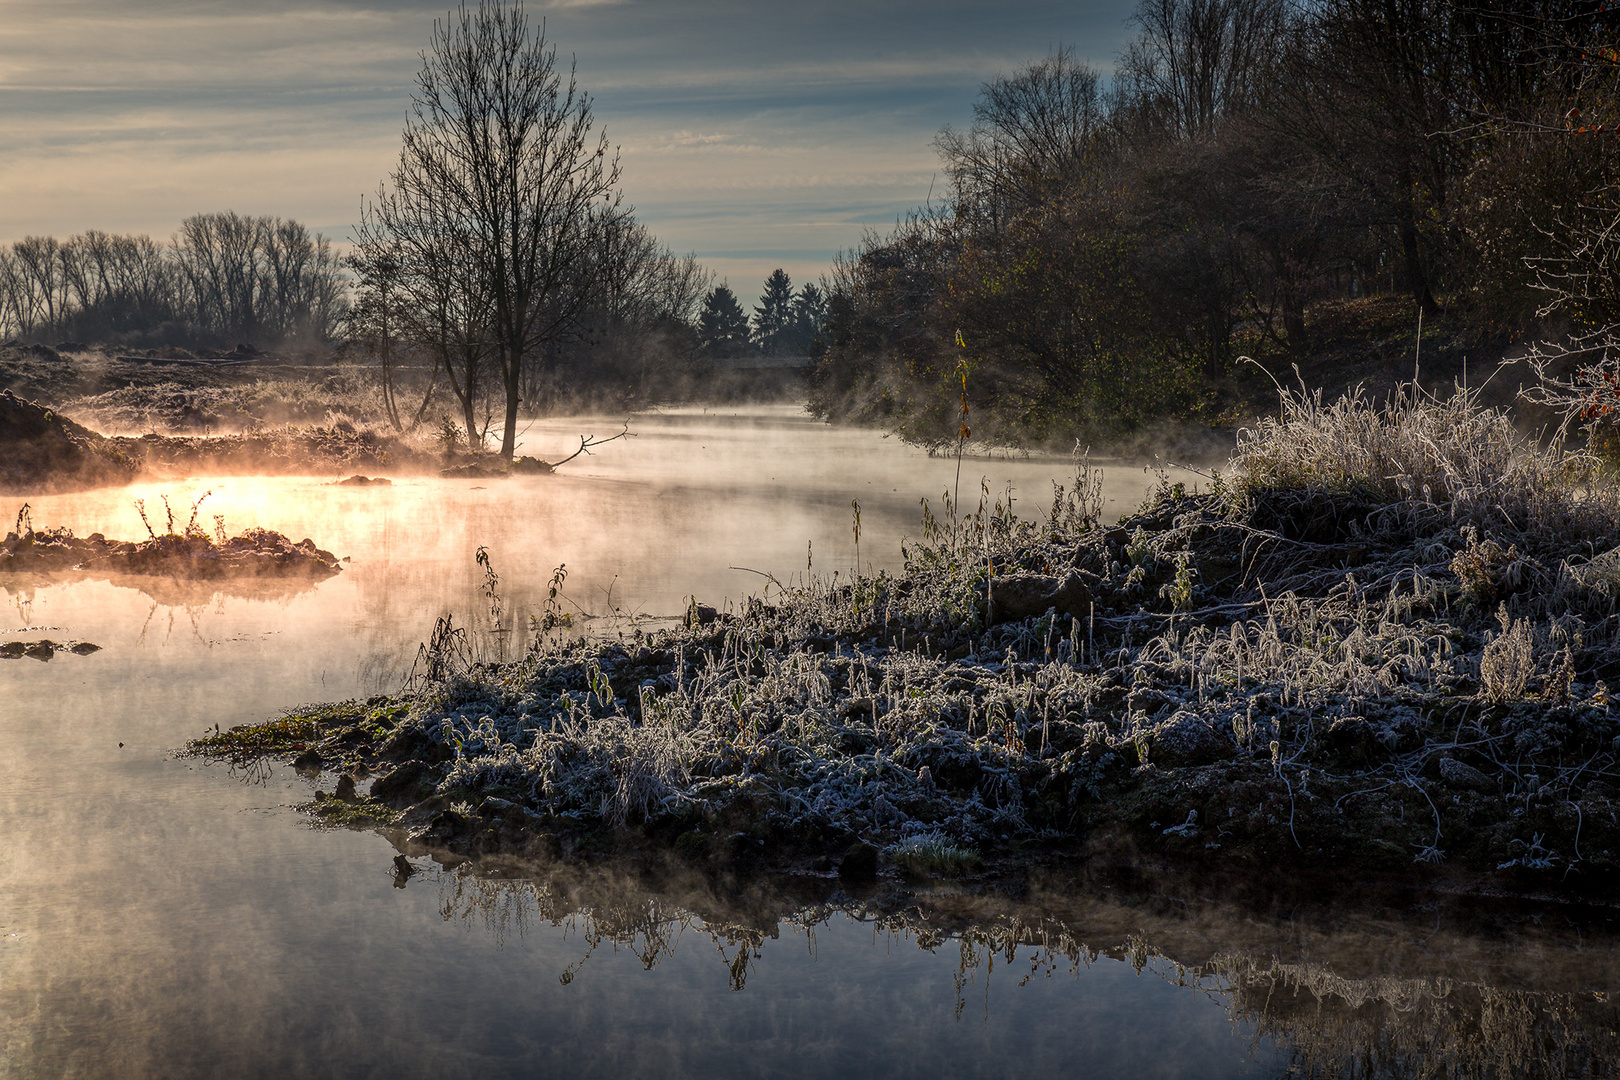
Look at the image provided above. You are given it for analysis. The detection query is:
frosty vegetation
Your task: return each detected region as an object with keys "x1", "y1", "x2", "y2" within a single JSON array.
[{"x1": 194, "y1": 381, "x2": 1620, "y2": 890}]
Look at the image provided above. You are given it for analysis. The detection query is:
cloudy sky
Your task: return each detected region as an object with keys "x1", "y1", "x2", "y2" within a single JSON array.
[{"x1": 0, "y1": 0, "x2": 1138, "y2": 293}]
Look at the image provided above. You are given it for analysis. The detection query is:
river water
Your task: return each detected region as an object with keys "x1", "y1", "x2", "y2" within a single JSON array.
[{"x1": 1, "y1": 406, "x2": 1613, "y2": 1078}]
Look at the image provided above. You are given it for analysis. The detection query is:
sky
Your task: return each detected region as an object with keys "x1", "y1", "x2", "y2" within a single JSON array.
[{"x1": 0, "y1": 0, "x2": 1139, "y2": 295}]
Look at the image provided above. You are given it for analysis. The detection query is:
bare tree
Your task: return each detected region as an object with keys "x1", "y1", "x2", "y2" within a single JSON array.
[
  {"x1": 1118, "y1": 0, "x2": 1289, "y2": 141},
  {"x1": 379, "y1": 0, "x2": 624, "y2": 460},
  {"x1": 934, "y1": 48, "x2": 1112, "y2": 230}
]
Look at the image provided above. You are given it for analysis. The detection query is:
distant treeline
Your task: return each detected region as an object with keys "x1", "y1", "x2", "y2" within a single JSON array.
[
  {"x1": 0, "y1": 212, "x2": 346, "y2": 350},
  {"x1": 810, "y1": 0, "x2": 1620, "y2": 446}
]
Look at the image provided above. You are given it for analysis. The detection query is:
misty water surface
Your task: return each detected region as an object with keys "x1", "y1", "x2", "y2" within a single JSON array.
[{"x1": 2, "y1": 407, "x2": 1606, "y2": 1078}]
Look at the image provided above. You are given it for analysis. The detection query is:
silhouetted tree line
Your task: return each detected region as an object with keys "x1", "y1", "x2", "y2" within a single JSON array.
[
  {"x1": 809, "y1": 0, "x2": 1620, "y2": 445},
  {"x1": 0, "y1": 213, "x2": 346, "y2": 349},
  {"x1": 696, "y1": 270, "x2": 826, "y2": 359}
]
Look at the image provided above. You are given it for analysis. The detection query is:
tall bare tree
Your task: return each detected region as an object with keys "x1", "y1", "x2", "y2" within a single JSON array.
[{"x1": 376, "y1": 0, "x2": 624, "y2": 460}]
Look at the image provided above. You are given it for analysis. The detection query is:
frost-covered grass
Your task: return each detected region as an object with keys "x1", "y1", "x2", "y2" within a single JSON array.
[
  {"x1": 1233, "y1": 380, "x2": 1620, "y2": 546},
  {"x1": 191, "y1": 384, "x2": 1620, "y2": 888}
]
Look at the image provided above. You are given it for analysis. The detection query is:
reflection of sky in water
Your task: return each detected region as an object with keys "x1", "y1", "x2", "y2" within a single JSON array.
[{"x1": 3, "y1": 408, "x2": 1608, "y2": 1076}]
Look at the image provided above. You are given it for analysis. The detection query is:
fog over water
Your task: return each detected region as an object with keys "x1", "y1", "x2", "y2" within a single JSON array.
[{"x1": 2, "y1": 407, "x2": 1613, "y2": 1077}]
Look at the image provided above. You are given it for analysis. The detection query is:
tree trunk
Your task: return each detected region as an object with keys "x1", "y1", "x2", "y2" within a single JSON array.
[
  {"x1": 500, "y1": 347, "x2": 521, "y2": 461},
  {"x1": 1396, "y1": 198, "x2": 1439, "y2": 315}
]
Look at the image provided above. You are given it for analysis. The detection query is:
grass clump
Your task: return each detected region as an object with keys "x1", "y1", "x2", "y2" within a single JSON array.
[
  {"x1": 886, "y1": 831, "x2": 982, "y2": 877},
  {"x1": 186, "y1": 715, "x2": 320, "y2": 765},
  {"x1": 1233, "y1": 380, "x2": 1616, "y2": 546}
]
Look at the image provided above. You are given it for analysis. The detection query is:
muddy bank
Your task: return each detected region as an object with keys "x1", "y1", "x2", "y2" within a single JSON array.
[
  {"x1": 104, "y1": 425, "x2": 433, "y2": 479},
  {"x1": 0, "y1": 392, "x2": 606, "y2": 490},
  {"x1": 0, "y1": 390, "x2": 139, "y2": 493}
]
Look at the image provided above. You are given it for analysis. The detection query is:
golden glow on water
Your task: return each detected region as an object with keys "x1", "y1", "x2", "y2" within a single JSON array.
[{"x1": 9, "y1": 407, "x2": 1209, "y2": 675}]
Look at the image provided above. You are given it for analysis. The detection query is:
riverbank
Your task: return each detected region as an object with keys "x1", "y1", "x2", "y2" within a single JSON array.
[{"x1": 187, "y1": 382, "x2": 1620, "y2": 901}]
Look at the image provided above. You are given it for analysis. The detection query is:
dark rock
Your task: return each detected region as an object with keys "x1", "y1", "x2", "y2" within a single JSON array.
[
  {"x1": 1324, "y1": 717, "x2": 1383, "y2": 768},
  {"x1": 69, "y1": 642, "x2": 101, "y2": 655},
  {"x1": 478, "y1": 796, "x2": 526, "y2": 818},
  {"x1": 377, "y1": 725, "x2": 449, "y2": 763},
  {"x1": 1438, "y1": 757, "x2": 1495, "y2": 794},
  {"x1": 420, "y1": 808, "x2": 472, "y2": 844},
  {"x1": 839, "y1": 841, "x2": 879, "y2": 881},
  {"x1": 23, "y1": 641, "x2": 54, "y2": 661},
  {"x1": 369, "y1": 760, "x2": 431, "y2": 807},
  {"x1": 1146, "y1": 709, "x2": 1229, "y2": 767},
  {"x1": 1126, "y1": 688, "x2": 1174, "y2": 717},
  {"x1": 291, "y1": 747, "x2": 323, "y2": 773},
  {"x1": 334, "y1": 774, "x2": 359, "y2": 802},
  {"x1": 337, "y1": 475, "x2": 392, "y2": 486},
  {"x1": 392, "y1": 854, "x2": 416, "y2": 888},
  {"x1": 988, "y1": 570, "x2": 1092, "y2": 624},
  {"x1": 685, "y1": 603, "x2": 721, "y2": 627},
  {"x1": 840, "y1": 696, "x2": 875, "y2": 720},
  {"x1": 0, "y1": 641, "x2": 23, "y2": 659}
]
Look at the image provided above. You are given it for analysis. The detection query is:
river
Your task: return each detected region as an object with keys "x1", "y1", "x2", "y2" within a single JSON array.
[{"x1": 1, "y1": 406, "x2": 1612, "y2": 1078}]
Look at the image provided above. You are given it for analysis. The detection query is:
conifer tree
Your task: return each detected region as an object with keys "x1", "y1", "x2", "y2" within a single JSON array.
[{"x1": 697, "y1": 284, "x2": 752, "y2": 358}]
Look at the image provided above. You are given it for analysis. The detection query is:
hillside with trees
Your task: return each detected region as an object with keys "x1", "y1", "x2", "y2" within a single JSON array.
[{"x1": 808, "y1": 0, "x2": 1620, "y2": 450}]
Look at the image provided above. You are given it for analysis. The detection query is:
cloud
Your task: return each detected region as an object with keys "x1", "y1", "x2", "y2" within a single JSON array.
[{"x1": 0, "y1": 0, "x2": 1139, "y2": 286}]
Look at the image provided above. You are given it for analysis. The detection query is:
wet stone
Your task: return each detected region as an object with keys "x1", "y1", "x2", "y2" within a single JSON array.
[
  {"x1": 839, "y1": 841, "x2": 879, "y2": 882},
  {"x1": 1147, "y1": 709, "x2": 1230, "y2": 768},
  {"x1": 369, "y1": 761, "x2": 430, "y2": 808},
  {"x1": 1439, "y1": 757, "x2": 1495, "y2": 794}
]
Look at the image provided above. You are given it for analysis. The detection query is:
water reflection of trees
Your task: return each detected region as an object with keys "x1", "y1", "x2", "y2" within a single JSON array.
[
  {"x1": 1, "y1": 570, "x2": 323, "y2": 610},
  {"x1": 426, "y1": 860, "x2": 1620, "y2": 1078}
]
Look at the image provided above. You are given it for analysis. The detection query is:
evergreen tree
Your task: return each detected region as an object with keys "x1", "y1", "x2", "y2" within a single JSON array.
[
  {"x1": 752, "y1": 268, "x2": 795, "y2": 354},
  {"x1": 790, "y1": 282, "x2": 827, "y2": 352},
  {"x1": 697, "y1": 284, "x2": 752, "y2": 358}
]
